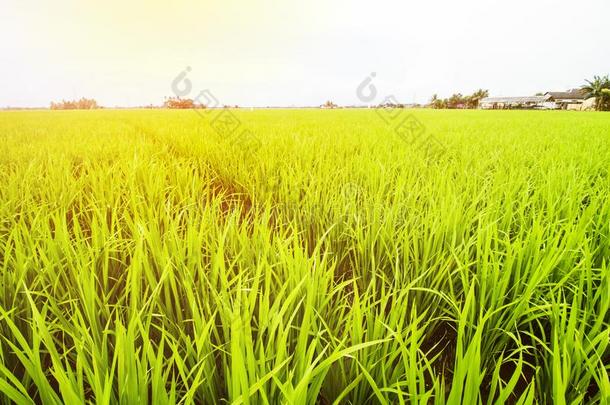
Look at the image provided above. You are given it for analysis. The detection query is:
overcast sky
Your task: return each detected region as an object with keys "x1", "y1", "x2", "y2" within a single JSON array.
[{"x1": 1, "y1": 0, "x2": 608, "y2": 107}]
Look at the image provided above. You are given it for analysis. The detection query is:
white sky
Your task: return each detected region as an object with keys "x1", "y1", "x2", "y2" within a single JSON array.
[{"x1": 1, "y1": 0, "x2": 608, "y2": 107}]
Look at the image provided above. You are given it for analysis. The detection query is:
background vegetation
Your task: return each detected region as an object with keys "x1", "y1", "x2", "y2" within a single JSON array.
[
  {"x1": 164, "y1": 97, "x2": 199, "y2": 109},
  {"x1": 429, "y1": 89, "x2": 489, "y2": 109},
  {"x1": 581, "y1": 75, "x2": 610, "y2": 111},
  {"x1": 50, "y1": 98, "x2": 99, "y2": 110}
]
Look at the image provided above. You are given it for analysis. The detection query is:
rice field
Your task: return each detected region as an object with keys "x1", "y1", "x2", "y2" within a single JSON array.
[{"x1": 1, "y1": 108, "x2": 609, "y2": 404}]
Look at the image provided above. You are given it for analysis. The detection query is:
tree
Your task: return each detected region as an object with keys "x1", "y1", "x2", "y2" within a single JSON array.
[
  {"x1": 429, "y1": 94, "x2": 446, "y2": 109},
  {"x1": 468, "y1": 89, "x2": 489, "y2": 109},
  {"x1": 163, "y1": 97, "x2": 197, "y2": 109},
  {"x1": 50, "y1": 98, "x2": 99, "y2": 110},
  {"x1": 428, "y1": 89, "x2": 489, "y2": 109},
  {"x1": 581, "y1": 75, "x2": 610, "y2": 111},
  {"x1": 447, "y1": 93, "x2": 465, "y2": 109}
]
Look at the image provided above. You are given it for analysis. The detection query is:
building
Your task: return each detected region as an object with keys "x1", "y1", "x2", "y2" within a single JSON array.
[
  {"x1": 581, "y1": 97, "x2": 598, "y2": 111},
  {"x1": 479, "y1": 89, "x2": 592, "y2": 110},
  {"x1": 544, "y1": 89, "x2": 587, "y2": 110},
  {"x1": 479, "y1": 95, "x2": 553, "y2": 110}
]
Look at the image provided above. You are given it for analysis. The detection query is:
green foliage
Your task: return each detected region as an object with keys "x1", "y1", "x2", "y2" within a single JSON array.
[
  {"x1": 582, "y1": 75, "x2": 610, "y2": 111},
  {"x1": 0, "y1": 109, "x2": 609, "y2": 404},
  {"x1": 429, "y1": 89, "x2": 489, "y2": 109}
]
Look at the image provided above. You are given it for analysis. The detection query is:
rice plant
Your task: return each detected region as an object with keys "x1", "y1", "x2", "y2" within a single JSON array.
[{"x1": 0, "y1": 108, "x2": 609, "y2": 404}]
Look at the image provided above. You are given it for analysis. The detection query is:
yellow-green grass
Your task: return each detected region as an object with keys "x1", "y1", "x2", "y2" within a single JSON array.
[{"x1": 0, "y1": 109, "x2": 609, "y2": 404}]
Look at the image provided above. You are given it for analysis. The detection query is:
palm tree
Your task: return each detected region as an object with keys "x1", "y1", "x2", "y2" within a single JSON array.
[
  {"x1": 581, "y1": 75, "x2": 610, "y2": 111},
  {"x1": 469, "y1": 89, "x2": 489, "y2": 108},
  {"x1": 447, "y1": 93, "x2": 464, "y2": 109}
]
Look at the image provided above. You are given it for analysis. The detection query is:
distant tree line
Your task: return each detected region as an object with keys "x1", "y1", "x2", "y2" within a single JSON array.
[
  {"x1": 44, "y1": 78, "x2": 609, "y2": 111},
  {"x1": 321, "y1": 100, "x2": 338, "y2": 109},
  {"x1": 428, "y1": 89, "x2": 489, "y2": 109},
  {"x1": 377, "y1": 100, "x2": 406, "y2": 108},
  {"x1": 50, "y1": 98, "x2": 99, "y2": 110},
  {"x1": 162, "y1": 97, "x2": 230, "y2": 109},
  {"x1": 163, "y1": 97, "x2": 198, "y2": 109}
]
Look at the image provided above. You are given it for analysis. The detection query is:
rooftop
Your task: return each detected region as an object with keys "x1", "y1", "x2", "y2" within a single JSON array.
[
  {"x1": 545, "y1": 89, "x2": 587, "y2": 100},
  {"x1": 480, "y1": 96, "x2": 550, "y2": 104}
]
